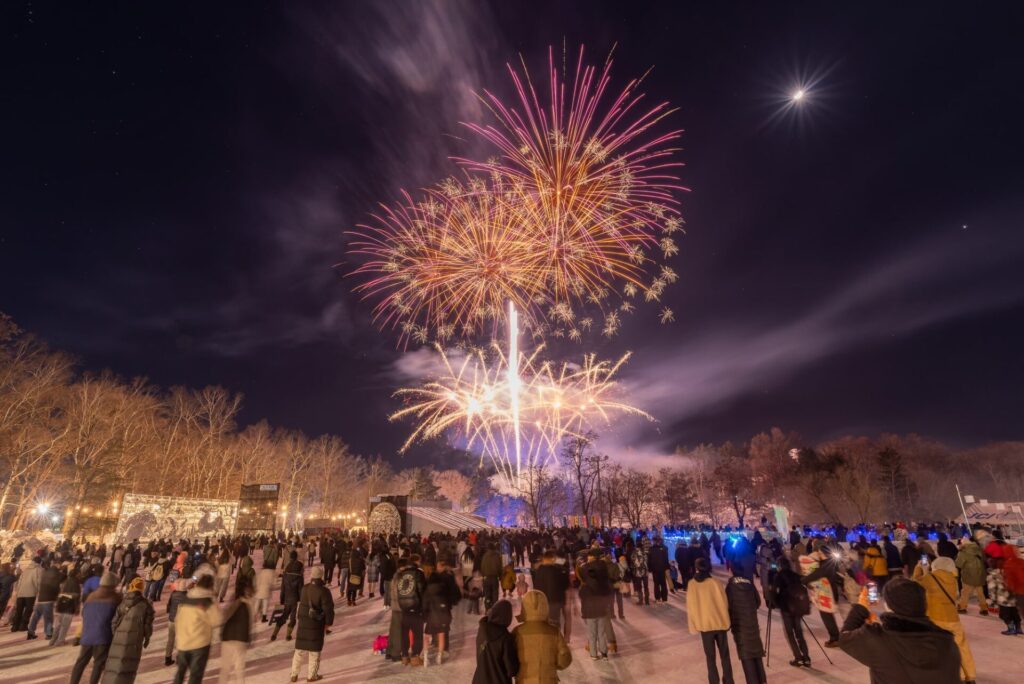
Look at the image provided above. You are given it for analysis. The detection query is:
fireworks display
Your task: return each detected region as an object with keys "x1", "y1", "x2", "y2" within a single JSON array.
[
  {"x1": 349, "y1": 46, "x2": 685, "y2": 488},
  {"x1": 349, "y1": 45, "x2": 686, "y2": 345},
  {"x1": 390, "y1": 338, "x2": 650, "y2": 489}
]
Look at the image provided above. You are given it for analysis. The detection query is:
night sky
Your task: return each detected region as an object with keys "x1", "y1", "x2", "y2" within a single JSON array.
[{"x1": 3, "y1": 2, "x2": 1023, "y2": 467}]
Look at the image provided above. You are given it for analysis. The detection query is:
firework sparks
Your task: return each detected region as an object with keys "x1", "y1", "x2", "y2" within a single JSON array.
[
  {"x1": 390, "y1": 340, "x2": 651, "y2": 489},
  {"x1": 347, "y1": 45, "x2": 687, "y2": 345}
]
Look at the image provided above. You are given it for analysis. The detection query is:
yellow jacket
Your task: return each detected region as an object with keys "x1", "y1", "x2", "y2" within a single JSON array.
[
  {"x1": 913, "y1": 565, "x2": 960, "y2": 624},
  {"x1": 686, "y1": 575, "x2": 730, "y2": 634},
  {"x1": 863, "y1": 546, "x2": 888, "y2": 578}
]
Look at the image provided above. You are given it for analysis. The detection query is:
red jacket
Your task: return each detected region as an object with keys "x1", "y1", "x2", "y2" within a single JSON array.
[{"x1": 1003, "y1": 551, "x2": 1024, "y2": 595}]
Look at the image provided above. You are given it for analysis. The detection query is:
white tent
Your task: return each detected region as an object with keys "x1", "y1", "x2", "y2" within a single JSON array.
[{"x1": 964, "y1": 502, "x2": 1024, "y2": 526}]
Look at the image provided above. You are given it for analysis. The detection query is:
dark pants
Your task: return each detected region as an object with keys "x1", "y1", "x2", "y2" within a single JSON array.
[
  {"x1": 700, "y1": 630, "x2": 735, "y2": 684},
  {"x1": 400, "y1": 613, "x2": 424, "y2": 657},
  {"x1": 277, "y1": 602, "x2": 298, "y2": 628},
  {"x1": 819, "y1": 610, "x2": 840, "y2": 641},
  {"x1": 324, "y1": 563, "x2": 334, "y2": 584},
  {"x1": 347, "y1": 582, "x2": 359, "y2": 603},
  {"x1": 174, "y1": 645, "x2": 210, "y2": 684},
  {"x1": 11, "y1": 596, "x2": 34, "y2": 630},
  {"x1": 483, "y1": 576, "x2": 499, "y2": 610},
  {"x1": 70, "y1": 643, "x2": 110, "y2": 684},
  {"x1": 633, "y1": 575, "x2": 650, "y2": 604},
  {"x1": 652, "y1": 572, "x2": 668, "y2": 602},
  {"x1": 739, "y1": 657, "x2": 765, "y2": 684},
  {"x1": 781, "y1": 611, "x2": 808, "y2": 661}
]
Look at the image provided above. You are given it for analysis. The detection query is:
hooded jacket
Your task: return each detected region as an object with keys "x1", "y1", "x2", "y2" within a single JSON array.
[
  {"x1": 472, "y1": 602, "x2": 519, "y2": 684},
  {"x1": 103, "y1": 591, "x2": 155, "y2": 684},
  {"x1": 174, "y1": 587, "x2": 221, "y2": 651},
  {"x1": 955, "y1": 542, "x2": 986, "y2": 587},
  {"x1": 280, "y1": 559, "x2": 304, "y2": 604},
  {"x1": 686, "y1": 572, "x2": 730, "y2": 634},
  {"x1": 577, "y1": 558, "x2": 612, "y2": 619},
  {"x1": 839, "y1": 605, "x2": 960, "y2": 684},
  {"x1": 513, "y1": 590, "x2": 572, "y2": 684}
]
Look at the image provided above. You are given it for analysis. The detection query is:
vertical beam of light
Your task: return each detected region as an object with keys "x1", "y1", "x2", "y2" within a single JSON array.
[{"x1": 508, "y1": 300, "x2": 522, "y2": 481}]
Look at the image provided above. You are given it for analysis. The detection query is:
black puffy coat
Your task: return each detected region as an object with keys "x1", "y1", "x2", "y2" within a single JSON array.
[
  {"x1": 725, "y1": 576, "x2": 764, "y2": 660},
  {"x1": 472, "y1": 616, "x2": 519, "y2": 684},
  {"x1": 294, "y1": 579, "x2": 335, "y2": 652},
  {"x1": 102, "y1": 591, "x2": 154, "y2": 684}
]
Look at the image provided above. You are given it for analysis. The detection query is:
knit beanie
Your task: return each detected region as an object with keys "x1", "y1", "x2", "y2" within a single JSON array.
[
  {"x1": 883, "y1": 577, "x2": 926, "y2": 618},
  {"x1": 127, "y1": 577, "x2": 145, "y2": 593},
  {"x1": 99, "y1": 572, "x2": 118, "y2": 587},
  {"x1": 931, "y1": 557, "x2": 957, "y2": 575}
]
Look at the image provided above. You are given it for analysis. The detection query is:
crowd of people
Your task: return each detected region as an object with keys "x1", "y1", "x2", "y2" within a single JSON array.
[{"x1": 0, "y1": 518, "x2": 1021, "y2": 683}]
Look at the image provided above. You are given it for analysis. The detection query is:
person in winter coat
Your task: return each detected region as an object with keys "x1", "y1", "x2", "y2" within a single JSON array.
[
  {"x1": 578, "y1": 548, "x2": 613, "y2": 659},
  {"x1": 423, "y1": 560, "x2": 460, "y2": 664},
  {"x1": 346, "y1": 549, "x2": 366, "y2": 606},
  {"x1": 0, "y1": 562, "x2": 17, "y2": 625},
  {"x1": 1004, "y1": 542, "x2": 1024, "y2": 630},
  {"x1": 630, "y1": 545, "x2": 650, "y2": 606},
  {"x1": 647, "y1": 537, "x2": 671, "y2": 604},
  {"x1": 480, "y1": 544, "x2": 503, "y2": 611},
  {"x1": 11, "y1": 556, "x2": 42, "y2": 631},
  {"x1": 103, "y1": 577, "x2": 155, "y2": 684},
  {"x1": 70, "y1": 572, "x2": 122, "y2": 684},
  {"x1": 726, "y1": 568, "x2": 766, "y2": 684},
  {"x1": 395, "y1": 554, "x2": 428, "y2": 666},
  {"x1": 254, "y1": 564, "x2": 275, "y2": 623},
  {"x1": 839, "y1": 577, "x2": 961, "y2": 684},
  {"x1": 50, "y1": 567, "x2": 82, "y2": 646},
  {"x1": 955, "y1": 538, "x2": 989, "y2": 614},
  {"x1": 290, "y1": 566, "x2": 334, "y2": 682},
  {"x1": 531, "y1": 552, "x2": 569, "y2": 632},
  {"x1": 472, "y1": 599, "x2": 519, "y2": 684},
  {"x1": 235, "y1": 555, "x2": 255, "y2": 596},
  {"x1": 500, "y1": 562, "x2": 516, "y2": 598},
  {"x1": 913, "y1": 557, "x2": 976, "y2": 683},
  {"x1": 770, "y1": 556, "x2": 811, "y2": 667},
  {"x1": 173, "y1": 574, "x2": 222, "y2": 684},
  {"x1": 988, "y1": 543, "x2": 1021, "y2": 635},
  {"x1": 862, "y1": 542, "x2": 890, "y2": 591},
  {"x1": 27, "y1": 560, "x2": 63, "y2": 640},
  {"x1": 272, "y1": 552, "x2": 304, "y2": 641},
  {"x1": 882, "y1": 536, "x2": 902, "y2": 582},
  {"x1": 164, "y1": 579, "x2": 189, "y2": 666},
  {"x1": 220, "y1": 576, "x2": 254, "y2": 683},
  {"x1": 687, "y1": 558, "x2": 734, "y2": 684},
  {"x1": 513, "y1": 590, "x2": 571, "y2": 684},
  {"x1": 799, "y1": 545, "x2": 841, "y2": 646},
  {"x1": 319, "y1": 539, "x2": 335, "y2": 585}
]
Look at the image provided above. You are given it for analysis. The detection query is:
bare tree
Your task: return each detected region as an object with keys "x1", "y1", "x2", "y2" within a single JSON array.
[
  {"x1": 433, "y1": 469, "x2": 475, "y2": 511},
  {"x1": 620, "y1": 468, "x2": 656, "y2": 528},
  {"x1": 518, "y1": 461, "x2": 563, "y2": 528},
  {"x1": 560, "y1": 432, "x2": 606, "y2": 526},
  {"x1": 714, "y1": 441, "x2": 762, "y2": 528}
]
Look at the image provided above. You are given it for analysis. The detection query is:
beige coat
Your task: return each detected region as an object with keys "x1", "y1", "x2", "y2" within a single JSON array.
[
  {"x1": 686, "y1": 575, "x2": 730, "y2": 634},
  {"x1": 513, "y1": 590, "x2": 572, "y2": 684}
]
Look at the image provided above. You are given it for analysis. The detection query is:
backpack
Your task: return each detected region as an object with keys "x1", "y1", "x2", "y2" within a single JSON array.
[
  {"x1": 395, "y1": 568, "x2": 422, "y2": 613},
  {"x1": 151, "y1": 563, "x2": 165, "y2": 581},
  {"x1": 784, "y1": 577, "x2": 811, "y2": 616}
]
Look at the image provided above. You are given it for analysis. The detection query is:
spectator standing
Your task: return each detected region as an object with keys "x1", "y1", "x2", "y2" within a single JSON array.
[
  {"x1": 513, "y1": 590, "x2": 572, "y2": 683},
  {"x1": 51, "y1": 567, "x2": 83, "y2": 647},
  {"x1": 472, "y1": 599, "x2": 519, "y2": 684},
  {"x1": 220, "y1": 576, "x2": 255, "y2": 683},
  {"x1": 687, "y1": 558, "x2": 734, "y2": 684},
  {"x1": 70, "y1": 572, "x2": 121, "y2": 684},
  {"x1": 172, "y1": 574, "x2": 221, "y2": 684},
  {"x1": 103, "y1": 576, "x2": 155, "y2": 684}
]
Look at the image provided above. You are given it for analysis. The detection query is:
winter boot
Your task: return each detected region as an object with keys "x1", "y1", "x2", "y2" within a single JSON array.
[{"x1": 286, "y1": 625, "x2": 294, "y2": 641}]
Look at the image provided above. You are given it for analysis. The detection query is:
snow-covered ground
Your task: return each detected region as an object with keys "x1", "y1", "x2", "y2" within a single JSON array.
[{"x1": 2, "y1": 553, "x2": 1022, "y2": 683}]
